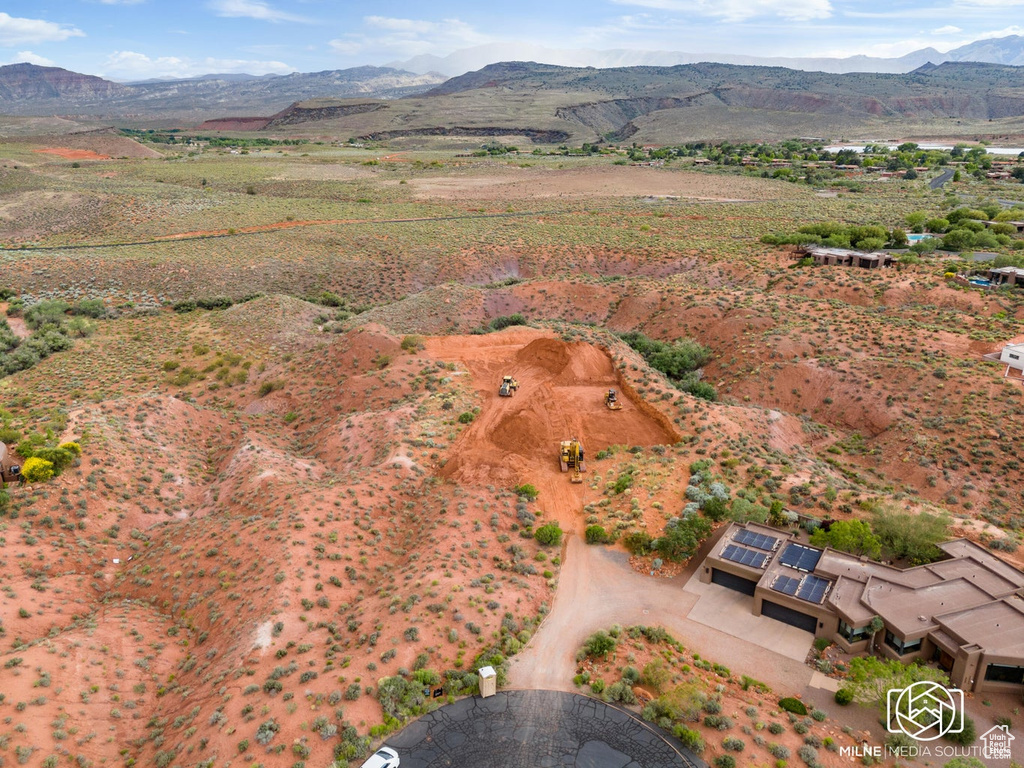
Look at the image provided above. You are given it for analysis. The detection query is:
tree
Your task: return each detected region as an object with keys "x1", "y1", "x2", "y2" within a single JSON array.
[
  {"x1": 810, "y1": 520, "x2": 882, "y2": 559},
  {"x1": 655, "y1": 515, "x2": 712, "y2": 562},
  {"x1": 867, "y1": 616, "x2": 885, "y2": 653},
  {"x1": 872, "y1": 506, "x2": 949, "y2": 564},
  {"x1": 844, "y1": 656, "x2": 948, "y2": 718}
]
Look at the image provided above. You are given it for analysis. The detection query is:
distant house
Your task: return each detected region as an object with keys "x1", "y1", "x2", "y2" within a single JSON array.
[{"x1": 801, "y1": 246, "x2": 894, "y2": 269}]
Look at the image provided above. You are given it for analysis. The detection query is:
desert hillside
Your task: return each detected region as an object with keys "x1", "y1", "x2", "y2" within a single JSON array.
[{"x1": 0, "y1": 130, "x2": 1023, "y2": 767}]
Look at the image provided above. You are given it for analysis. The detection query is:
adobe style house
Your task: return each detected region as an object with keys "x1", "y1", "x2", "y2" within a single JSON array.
[
  {"x1": 800, "y1": 246, "x2": 895, "y2": 269},
  {"x1": 699, "y1": 522, "x2": 1024, "y2": 693}
]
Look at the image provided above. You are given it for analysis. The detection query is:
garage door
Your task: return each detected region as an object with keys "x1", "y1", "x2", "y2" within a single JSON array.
[
  {"x1": 761, "y1": 600, "x2": 817, "y2": 633},
  {"x1": 711, "y1": 568, "x2": 758, "y2": 596}
]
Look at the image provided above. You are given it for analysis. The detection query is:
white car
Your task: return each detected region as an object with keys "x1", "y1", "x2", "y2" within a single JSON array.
[{"x1": 359, "y1": 747, "x2": 400, "y2": 768}]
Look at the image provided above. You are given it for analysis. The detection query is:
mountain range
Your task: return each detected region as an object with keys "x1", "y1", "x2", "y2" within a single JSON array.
[
  {"x1": 388, "y1": 35, "x2": 1024, "y2": 76},
  {"x1": 0, "y1": 63, "x2": 445, "y2": 119}
]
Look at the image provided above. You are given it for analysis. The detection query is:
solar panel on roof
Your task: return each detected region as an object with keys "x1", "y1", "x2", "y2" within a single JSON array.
[
  {"x1": 779, "y1": 543, "x2": 822, "y2": 572},
  {"x1": 733, "y1": 529, "x2": 780, "y2": 552},
  {"x1": 796, "y1": 574, "x2": 831, "y2": 604},
  {"x1": 771, "y1": 575, "x2": 800, "y2": 596},
  {"x1": 721, "y1": 544, "x2": 768, "y2": 569}
]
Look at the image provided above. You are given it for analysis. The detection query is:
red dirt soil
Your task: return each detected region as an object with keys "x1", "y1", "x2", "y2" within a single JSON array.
[
  {"x1": 428, "y1": 329, "x2": 679, "y2": 532},
  {"x1": 33, "y1": 147, "x2": 111, "y2": 160}
]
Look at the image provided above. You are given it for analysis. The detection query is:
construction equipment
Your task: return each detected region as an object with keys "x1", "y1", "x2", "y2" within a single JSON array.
[
  {"x1": 605, "y1": 388, "x2": 622, "y2": 410},
  {"x1": 559, "y1": 438, "x2": 586, "y2": 483},
  {"x1": 498, "y1": 375, "x2": 520, "y2": 397}
]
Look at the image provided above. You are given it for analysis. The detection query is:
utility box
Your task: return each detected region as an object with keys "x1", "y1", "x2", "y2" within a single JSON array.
[{"x1": 478, "y1": 666, "x2": 497, "y2": 698}]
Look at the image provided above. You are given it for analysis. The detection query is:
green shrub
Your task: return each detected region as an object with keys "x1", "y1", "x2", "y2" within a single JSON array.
[
  {"x1": 585, "y1": 525, "x2": 610, "y2": 544},
  {"x1": 457, "y1": 411, "x2": 475, "y2": 424},
  {"x1": 834, "y1": 688, "x2": 854, "y2": 705},
  {"x1": 583, "y1": 630, "x2": 616, "y2": 658},
  {"x1": 32, "y1": 447, "x2": 74, "y2": 474},
  {"x1": 604, "y1": 680, "x2": 636, "y2": 704},
  {"x1": 778, "y1": 697, "x2": 808, "y2": 715},
  {"x1": 490, "y1": 314, "x2": 527, "y2": 331},
  {"x1": 622, "y1": 531, "x2": 654, "y2": 555},
  {"x1": 672, "y1": 725, "x2": 704, "y2": 753},
  {"x1": 714, "y1": 756, "x2": 737, "y2": 768},
  {"x1": 514, "y1": 483, "x2": 539, "y2": 500},
  {"x1": 534, "y1": 522, "x2": 563, "y2": 546}
]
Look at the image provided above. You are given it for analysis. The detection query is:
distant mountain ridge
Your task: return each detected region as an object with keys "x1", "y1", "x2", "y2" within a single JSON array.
[
  {"x1": 0, "y1": 63, "x2": 446, "y2": 118},
  {"x1": 388, "y1": 35, "x2": 1024, "y2": 77}
]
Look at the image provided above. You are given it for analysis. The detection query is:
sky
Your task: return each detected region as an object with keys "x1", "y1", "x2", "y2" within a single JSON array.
[{"x1": 0, "y1": 0, "x2": 1022, "y2": 80}]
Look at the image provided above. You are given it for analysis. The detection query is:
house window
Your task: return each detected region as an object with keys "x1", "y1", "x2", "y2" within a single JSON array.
[
  {"x1": 838, "y1": 621, "x2": 870, "y2": 642},
  {"x1": 984, "y1": 664, "x2": 1024, "y2": 685},
  {"x1": 885, "y1": 631, "x2": 922, "y2": 656}
]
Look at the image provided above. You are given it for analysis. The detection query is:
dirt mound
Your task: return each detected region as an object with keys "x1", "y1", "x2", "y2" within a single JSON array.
[{"x1": 516, "y1": 337, "x2": 572, "y2": 374}]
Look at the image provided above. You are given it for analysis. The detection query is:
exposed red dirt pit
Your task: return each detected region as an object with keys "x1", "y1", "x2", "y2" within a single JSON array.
[
  {"x1": 428, "y1": 329, "x2": 680, "y2": 529},
  {"x1": 33, "y1": 147, "x2": 111, "y2": 160}
]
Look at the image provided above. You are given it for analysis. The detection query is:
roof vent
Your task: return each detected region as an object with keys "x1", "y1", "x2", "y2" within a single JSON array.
[{"x1": 918, "y1": 615, "x2": 928, "y2": 621}]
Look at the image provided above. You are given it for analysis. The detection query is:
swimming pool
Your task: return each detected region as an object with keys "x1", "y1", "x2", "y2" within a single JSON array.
[
  {"x1": 907, "y1": 234, "x2": 934, "y2": 243},
  {"x1": 969, "y1": 278, "x2": 992, "y2": 287}
]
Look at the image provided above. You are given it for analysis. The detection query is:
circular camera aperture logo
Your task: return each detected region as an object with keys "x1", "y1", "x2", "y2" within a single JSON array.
[{"x1": 887, "y1": 682, "x2": 964, "y2": 741}]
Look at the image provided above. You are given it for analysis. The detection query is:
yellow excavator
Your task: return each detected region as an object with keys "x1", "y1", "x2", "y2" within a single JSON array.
[
  {"x1": 605, "y1": 388, "x2": 622, "y2": 410},
  {"x1": 499, "y1": 375, "x2": 520, "y2": 397},
  {"x1": 559, "y1": 438, "x2": 585, "y2": 483}
]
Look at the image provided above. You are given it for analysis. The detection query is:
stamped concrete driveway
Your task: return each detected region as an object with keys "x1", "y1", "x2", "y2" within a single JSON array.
[{"x1": 385, "y1": 690, "x2": 705, "y2": 768}]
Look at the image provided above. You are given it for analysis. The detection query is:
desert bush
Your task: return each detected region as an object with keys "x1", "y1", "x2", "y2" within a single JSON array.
[
  {"x1": 604, "y1": 680, "x2": 636, "y2": 704},
  {"x1": 834, "y1": 688, "x2": 854, "y2": 705},
  {"x1": 21, "y1": 457, "x2": 55, "y2": 483},
  {"x1": 622, "y1": 531, "x2": 653, "y2": 555},
  {"x1": 514, "y1": 483, "x2": 539, "y2": 500},
  {"x1": 254, "y1": 718, "x2": 279, "y2": 745},
  {"x1": 490, "y1": 314, "x2": 527, "y2": 331},
  {"x1": 585, "y1": 524, "x2": 611, "y2": 544},
  {"x1": 778, "y1": 697, "x2": 808, "y2": 715},
  {"x1": 583, "y1": 630, "x2": 616, "y2": 658},
  {"x1": 672, "y1": 725, "x2": 704, "y2": 753},
  {"x1": 534, "y1": 522, "x2": 563, "y2": 546}
]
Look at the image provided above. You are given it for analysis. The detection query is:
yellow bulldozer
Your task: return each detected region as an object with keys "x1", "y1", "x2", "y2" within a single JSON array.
[
  {"x1": 498, "y1": 375, "x2": 520, "y2": 397},
  {"x1": 605, "y1": 388, "x2": 622, "y2": 410},
  {"x1": 559, "y1": 438, "x2": 585, "y2": 483}
]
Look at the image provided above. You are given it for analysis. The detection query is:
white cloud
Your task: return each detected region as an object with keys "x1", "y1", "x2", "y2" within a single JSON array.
[
  {"x1": 4, "y1": 50, "x2": 55, "y2": 66},
  {"x1": 932, "y1": 25, "x2": 962, "y2": 34},
  {"x1": 608, "y1": 0, "x2": 832, "y2": 22},
  {"x1": 100, "y1": 50, "x2": 293, "y2": 79},
  {"x1": 330, "y1": 16, "x2": 491, "y2": 59},
  {"x1": 208, "y1": 0, "x2": 310, "y2": 23},
  {"x1": 0, "y1": 12, "x2": 85, "y2": 46}
]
